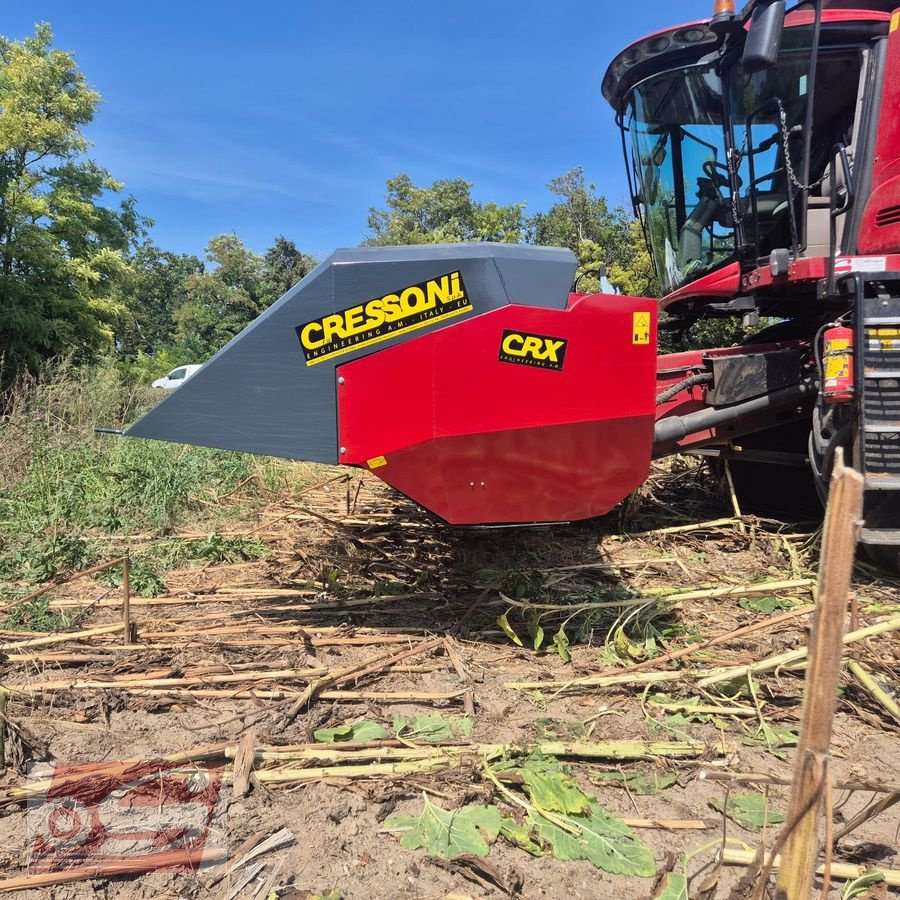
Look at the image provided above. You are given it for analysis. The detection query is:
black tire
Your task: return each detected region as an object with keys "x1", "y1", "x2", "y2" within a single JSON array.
[{"x1": 720, "y1": 420, "x2": 821, "y2": 518}]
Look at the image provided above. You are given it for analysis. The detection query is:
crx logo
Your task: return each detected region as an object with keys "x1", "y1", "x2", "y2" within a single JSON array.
[{"x1": 499, "y1": 330, "x2": 568, "y2": 371}]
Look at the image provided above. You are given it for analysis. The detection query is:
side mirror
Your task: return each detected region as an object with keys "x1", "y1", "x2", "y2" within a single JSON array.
[{"x1": 742, "y1": 0, "x2": 786, "y2": 72}]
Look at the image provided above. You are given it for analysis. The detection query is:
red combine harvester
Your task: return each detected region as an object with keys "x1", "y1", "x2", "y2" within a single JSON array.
[{"x1": 126, "y1": 0, "x2": 900, "y2": 564}]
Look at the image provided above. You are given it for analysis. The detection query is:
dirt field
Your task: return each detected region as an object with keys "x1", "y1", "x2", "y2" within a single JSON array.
[{"x1": 1, "y1": 460, "x2": 899, "y2": 898}]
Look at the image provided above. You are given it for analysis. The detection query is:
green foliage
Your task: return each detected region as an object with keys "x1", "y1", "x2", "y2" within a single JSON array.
[
  {"x1": 842, "y1": 871, "x2": 886, "y2": 899},
  {"x1": 517, "y1": 799, "x2": 656, "y2": 876},
  {"x1": 366, "y1": 174, "x2": 525, "y2": 245},
  {"x1": 0, "y1": 361, "x2": 286, "y2": 607},
  {"x1": 314, "y1": 720, "x2": 390, "y2": 743},
  {"x1": 0, "y1": 24, "x2": 146, "y2": 380},
  {"x1": 385, "y1": 796, "x2": 501, "y2": 858},
  {"x1": 494, "y1": 754, "x2": 656, "y2": 877},
  {"x1": 499, "y1": 751, "x2": 591, "y2": 815},
  {"x1": 658, "y1": 316, "x2": 766, "y2": 354},
  {"x1": 166, "y1": 233, "x2": 316, "y2": 360},
  {"x1": 589, "y1": 770, "x2": 677, "y2": 796},
  {"x1": 184, "y1": 533, "x2": 269, "y2": 564},
  {"x1": 3, "y1": 595, "x2": 72, "y2": 631},
  {"x1": 654, "y1": 872, "x2": 689, "y2": 900},
  {"x1": 392, "y1": 714, "x2": 473, "y2": 743},
  {"x1": 113, "y1": 241, "x2": 203, "y2": 357},
  {"x1": 529, "y1": 168, "x2": 657, "y2": 297},
  {"x1": 738, "y1": 595, "x2": 795, "y2": 614},
  {"x1": 98, "y1": 558, "x2": 165, "y2": 598},
  {"x1": 709, "y1": 792, "x2": 786, "y2": 830}
]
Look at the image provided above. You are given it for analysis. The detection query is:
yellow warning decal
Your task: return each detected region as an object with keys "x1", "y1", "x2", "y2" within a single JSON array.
[
  {"x1": 296, "y1": 271, "x2": 472, "y2": 366},
  {"x1": 632, "y1": 312, "x2": 651, "y2": 345},
  {"x1": 892, "y1": 10, "x2": 900, "y2": 31},
  {"x1": 367, "y1": 455, "x2": 388, "y2": 469}
]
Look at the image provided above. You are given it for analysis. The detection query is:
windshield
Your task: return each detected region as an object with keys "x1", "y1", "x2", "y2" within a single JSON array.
[
  {"x1": 625, "y1": 65, "x2": 734, "y2": 295},
  {"x1": 727, "y1": 32, "x2": 862, "y2": 259}
]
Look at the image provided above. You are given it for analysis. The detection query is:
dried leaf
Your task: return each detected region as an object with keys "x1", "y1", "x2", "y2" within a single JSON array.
[{"x1": 385, "y1": 796, "x2": 501, "y2": 858}]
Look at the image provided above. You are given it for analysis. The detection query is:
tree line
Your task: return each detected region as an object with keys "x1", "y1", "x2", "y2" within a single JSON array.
[{"x1": 0, "y1": 25, "x2": 655, "y2": 387}]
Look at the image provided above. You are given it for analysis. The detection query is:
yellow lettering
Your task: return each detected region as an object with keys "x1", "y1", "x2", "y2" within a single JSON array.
[
  {"x1": 364, "y1": 298, "x2": 385, "y2": 328},
  {"x1": 301, "y1": 321, "x2": 324, "y2": 349},
  {"x1": 543, "y1": 339, "x2": 565, "y2": 362},
  {"x1": 344, "y1": 304, "x2": 366, "y2": 334},
  {"x1": 322, "y1": 314, "x2": 347, "y2": 343},
  {"x1": 381, "y1": 294, "x2": 402, "y2": 322},
  {"x1": 502, "y1": 333, "x2": 526, "y2": 356},
  {"x1": 427, "y1": 275, "x2": 451, "y2": 306},
  {"x1": 522, "y1": 336, "x2": 544, "y2": 357},
  {"x1": 400, "y1": 286, "x2": 427, "y2": 315}
]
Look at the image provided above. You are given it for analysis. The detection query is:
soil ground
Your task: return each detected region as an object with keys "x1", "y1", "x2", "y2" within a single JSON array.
[{"x1": 1, "y1": 459, "x2": 899, "y2": 899}]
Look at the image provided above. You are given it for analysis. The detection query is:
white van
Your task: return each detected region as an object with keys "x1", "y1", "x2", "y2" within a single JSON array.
[{"x1": 152, "y1": 364, "x2": 203, "y2": 390}]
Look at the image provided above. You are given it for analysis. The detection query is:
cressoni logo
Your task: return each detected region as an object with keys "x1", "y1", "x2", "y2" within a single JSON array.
[
  {"x1": 296, "y1": 271, "x2": 471, "y2": 366},
  {"x1": 498, "y1": 330, "x2": 568, "y2": 371}
]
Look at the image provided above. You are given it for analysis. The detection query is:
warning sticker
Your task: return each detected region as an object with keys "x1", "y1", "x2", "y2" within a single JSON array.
[
  {"x1": 632, "y1": 312, "x2": 651, "y2": 345},
  {"x1": 367, "y1": 456, "x2": 388, "y2": 470},
  {"x1": 892, "y1": 10, "x2": 899, "y2": 32}
]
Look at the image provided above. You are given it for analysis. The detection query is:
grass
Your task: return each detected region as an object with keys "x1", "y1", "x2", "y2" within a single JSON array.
[{"x1": 0, "y1": 358, "x2": 316, "y2": 625}]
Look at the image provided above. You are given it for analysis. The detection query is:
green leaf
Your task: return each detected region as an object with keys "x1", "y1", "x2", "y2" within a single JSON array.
[
  {"x1": 499, "y1": 816, "x2": 544, "y2": 856},
  {"x1": 527, "y1": 799, "x2": 656, "y2": 876},
  {"x1": 527, "y1": 610, "x2": 545, "y2": 651},
  {"x1": 654, "y1": 872, "x2": 689, "y2": 900},
  {"x1": 741, "y1": 724, "x2": 798, "y2": 759},
  {"x1": 392, "y1": 714, "x2": 473, "y2": 743},
  {"x1": 385, "y1": 796, "x2": 501, "y2": 858},
  {"x1": 497, "y1": 611, "x2": 523, "y2": 647},
  {"x1": 514, "y1": 751, "x2": 591, "y2": 815},
  {"x1": 313, "y1": 720, "x2": 390, "y2": 743},
  {"x1": 841, "y1": 871, "x2": 886, "y2": 899},
  {"x1": 552, "y1": 626, "x2": 571, "y2": 663},
  {"x1": 738, "y1": 596, "x2": 794, "y2": 614},
  {"x1": 589, "y1": 770, "x2": 677, "y2": 796},
  {"x1": 709, "y1": 792, "x2": 786, "y2": 830}
]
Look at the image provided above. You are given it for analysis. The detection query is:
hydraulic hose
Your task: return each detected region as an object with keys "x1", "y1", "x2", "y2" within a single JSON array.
[
  {"x1": 653, "y1": 379, "x2": 816, "y2": 449},
  {"x1": 656, "y1": 372, "x2": 713, "y2": 406}
]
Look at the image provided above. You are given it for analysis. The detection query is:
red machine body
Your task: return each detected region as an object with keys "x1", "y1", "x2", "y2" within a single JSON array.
[{"x1": 338, "y1": 294, "x2": 657, "y2": 524}]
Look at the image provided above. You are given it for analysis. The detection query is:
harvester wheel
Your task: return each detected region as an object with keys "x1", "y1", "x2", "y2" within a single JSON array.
[{"x1": 717, "y1": 421, "x2": 820, "y2": 518}]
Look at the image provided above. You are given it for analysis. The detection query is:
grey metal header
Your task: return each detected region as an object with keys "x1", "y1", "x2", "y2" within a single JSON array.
[{"x1": 125, "y1": 243, "x2": 577, "y2": 463}]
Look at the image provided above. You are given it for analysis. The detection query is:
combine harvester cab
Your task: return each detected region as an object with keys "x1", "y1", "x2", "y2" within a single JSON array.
[{"x1": 127, "y1": 244, "x2": 658, "y2": 525}]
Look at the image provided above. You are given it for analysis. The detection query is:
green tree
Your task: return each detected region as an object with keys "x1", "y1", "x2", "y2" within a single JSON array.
[
  {"x1": 366, "y1": 174, "x2": 525, "y2": 245},
  {"x1": 114, "y1": 240, "x2": 203, "y2": 356},
  {"x1": 173, "y1": 234, "x2": 266, "y2": 355},
  {"x1": 528, "y1": 168, "x2": 657, "y2": 296},
  {"x1": 261, "y1": 235, "x2": 316, "y2": 304},
  {"x1": 0, "y1": 24, "x2": 145, "y2": 378}
]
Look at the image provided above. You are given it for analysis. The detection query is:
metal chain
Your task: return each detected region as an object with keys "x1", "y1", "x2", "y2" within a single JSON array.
[{"x1": 779, "y1": 103, "x2": 827, "y2": 192}]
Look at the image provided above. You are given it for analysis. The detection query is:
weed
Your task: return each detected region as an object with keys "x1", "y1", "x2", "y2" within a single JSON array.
[{"x1": 3, "y1": 596, "x2": 73, "y2": 631}]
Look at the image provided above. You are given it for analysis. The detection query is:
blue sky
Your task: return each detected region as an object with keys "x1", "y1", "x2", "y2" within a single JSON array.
[{"x1": 10, "y1": 1, "x2": 712, "y2": 260}]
